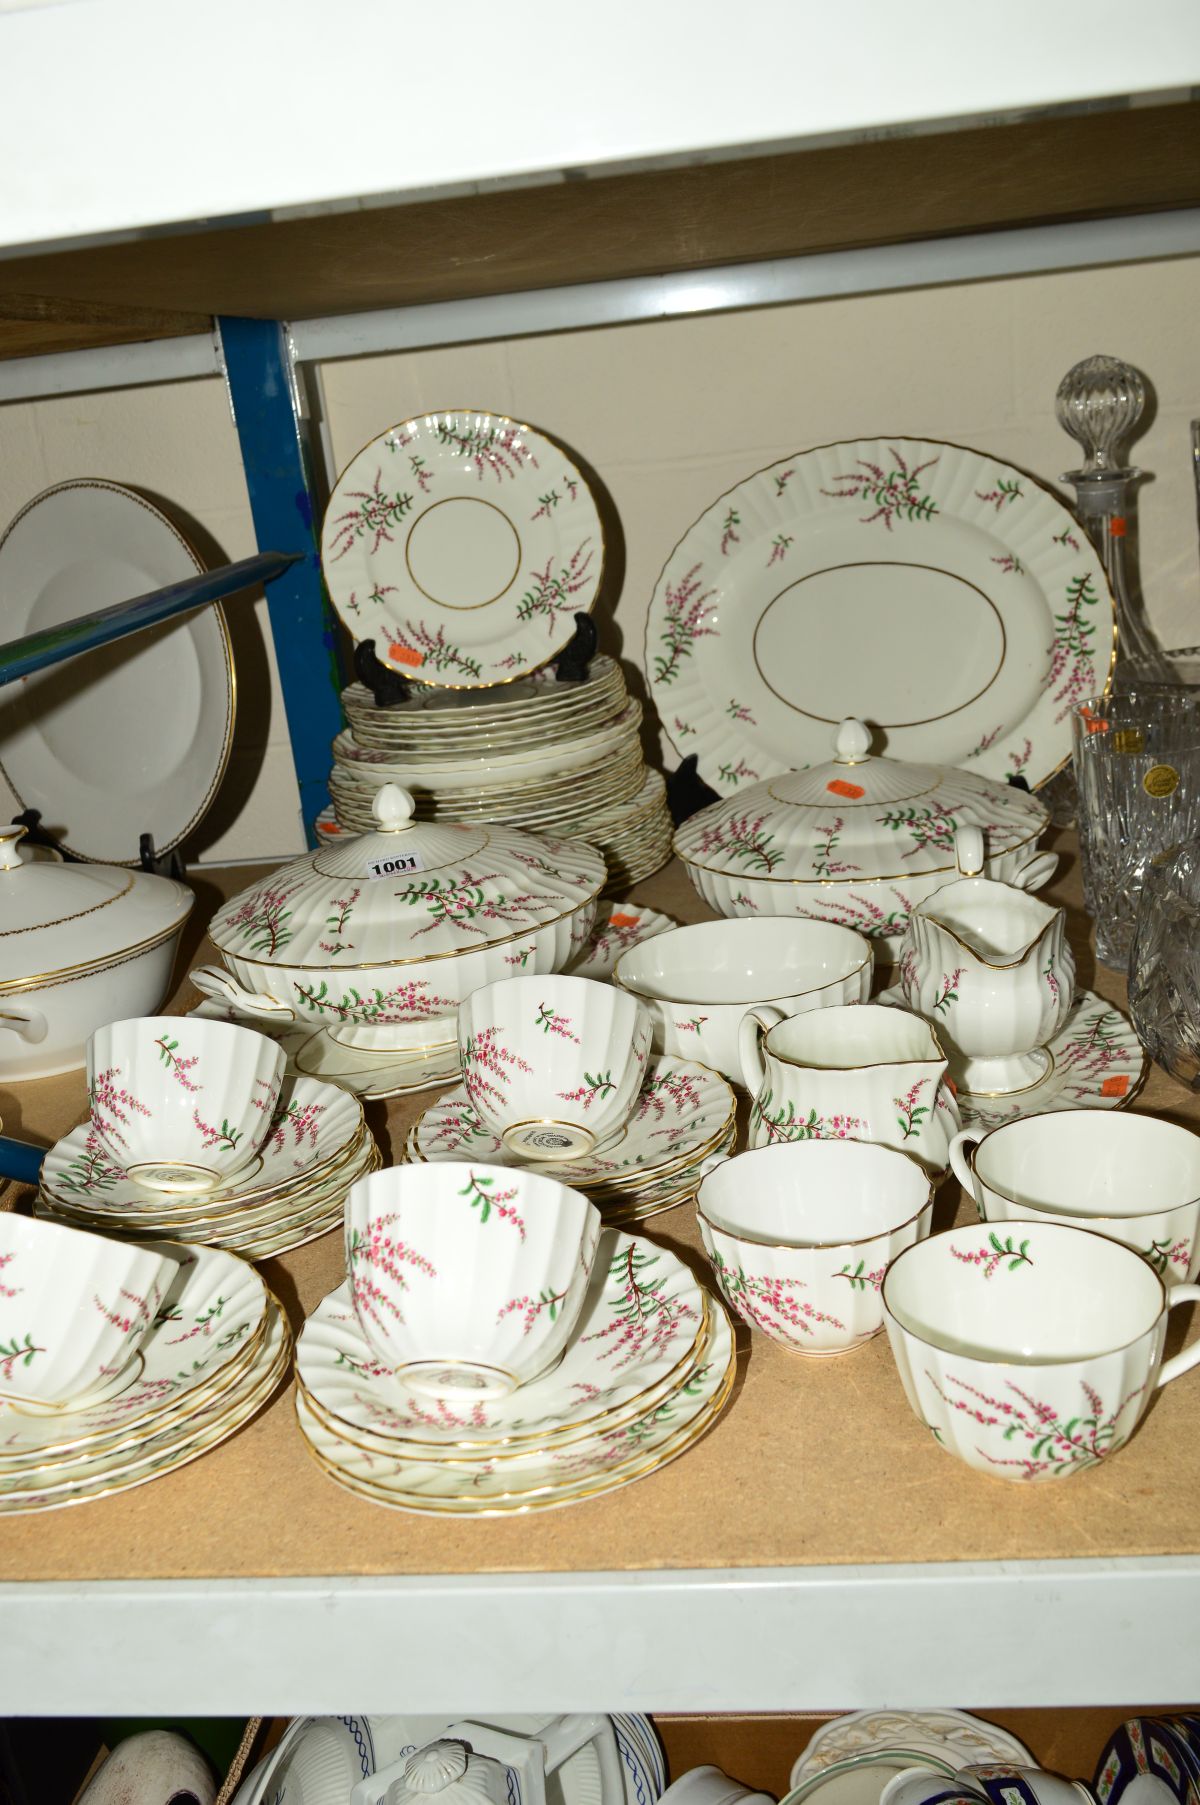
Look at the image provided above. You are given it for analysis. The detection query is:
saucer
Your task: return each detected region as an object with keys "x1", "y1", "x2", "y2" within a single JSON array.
[
  {"x1": 297, "y1": 1230, "x2": 710, "y2": 1451},
  {"x1": 296, "y1": 1303, "x2": 733, "y2": 1514},
  {"x1": 875, "y1": 988, "x2": 1146, "y2": 1131},
  {"x1": 791, "y1": 1713, "x2": 1035, "y2": 1791},
  {"x1": 187, "y1": 999, "x2": 461, "y2": 1097},
  {"x1": 407, "y1": 1055, "x2": 736, "y2": 1193},
  {"x1": 567, "y1": 902, "x2": 678, "y2": 979}
]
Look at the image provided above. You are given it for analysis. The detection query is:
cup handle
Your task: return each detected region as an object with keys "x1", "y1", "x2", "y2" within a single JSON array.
[
  {"x1": 948, "y1": 1129, "x2": 985, "y2": 1218},
  {"x1": 189, "y1": 964, "x2": 295, "y2": 1024},
  {"x1": 955, "y1": 825, "x2": 986, "y2": 877},
  {"x1": 1010, "y1": 851, "x2": 1059, "y2": 892},
  {"x1": 1156, "y1": 1283, "x2": 1200, "y2": 1387},
  {"x1": 0, "y1": 999, "x2": 48, "y2": 1044},
  {"x1": 738, "y1": 1004, "x2": 784, "y2": 1096},
  {"x1": 695, "y1": 1151, "x2": 731, "y2": 1183}
]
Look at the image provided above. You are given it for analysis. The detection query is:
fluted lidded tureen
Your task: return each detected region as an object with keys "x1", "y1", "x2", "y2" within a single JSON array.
[
  {"x1": 200, "y1": 785, "x2": 605, "y2": 1050},
  {"x1": 674, "y1": 719, "x2": 1054, "y2": 959}
]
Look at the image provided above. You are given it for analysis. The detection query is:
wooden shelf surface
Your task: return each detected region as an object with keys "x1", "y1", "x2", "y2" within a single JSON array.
[
  {"x1": 0, "y1": 101, "x2": 1197, "y2": 363},
  {"x1": 1, "y1": 831, "x2": 1198, "y2": 1587}
]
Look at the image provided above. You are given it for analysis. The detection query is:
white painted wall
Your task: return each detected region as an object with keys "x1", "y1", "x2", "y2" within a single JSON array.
[{"x1": 1, "y1": 252, "x2": 1197, "y2": 863}]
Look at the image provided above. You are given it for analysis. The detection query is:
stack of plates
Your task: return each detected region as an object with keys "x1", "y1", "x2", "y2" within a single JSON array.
[
  {"x1": 326, "y1": 656, "x2": 672, "y2": 888},
  {"x1": 0, "y1": 1241, "x2": 289, "y2": 1513},
  {"x1": 37, "y1": 1077, "x2": 378, "y2": 1259},
  {"x1": 406, "y1": 1053, "x2": 736, "y2": 1225},
  {"x1": 294, "y1": 1228, "x2": 735, "y2": 1515}
]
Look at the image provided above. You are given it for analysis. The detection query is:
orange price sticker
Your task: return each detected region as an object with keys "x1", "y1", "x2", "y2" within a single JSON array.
[
  {"x1": 1100, "y1": 1075, "x2": 1131, "y2": 1098},
  {"x1": 388, "y1": 644, "x2": 424, "y2": 668},
  {"x1": 827, "y1": 778, "x2": 865, "y2": 800},
  {"x1": 1110, "y1": 516, "x2": 1127, "y2": 538},
  {"x1": 609, "y1": 912, "x2": 642, "y2": 929}
]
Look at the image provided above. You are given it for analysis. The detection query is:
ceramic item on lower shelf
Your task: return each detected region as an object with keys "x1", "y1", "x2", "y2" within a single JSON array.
[
  {"x1": 962, "y1": 1767, "x2": 1095, "y2": 1805},
  {"x1": 790, "y1": 1713, "x2": 1035, "y2": 1793},
  {"x1": 950, "y1": 1110, "x2": 1200, "y2": 1285},
  {"x1": 75, "y1": 1729, "x2": 217, "y2": 1805},
  {"x1": 785, "y1": 1756, "x2": 961, "y2": 1805},
  {"x1": 883, "y1": 1221, "x2": 1200, "y2": 1481},
  {"x1": 875, "y1": 987, "x2": 1146, "y2": 1130},
  {"x1": 1095, "y1": 1721, "x2": 1197, "y2": 1805},
  {"x1": 344, "y1": 1162, "x2": 601, "y2": 1400},
  {"x1": 660, "y1": 1766, "x2": 776, "y2": 1805}
]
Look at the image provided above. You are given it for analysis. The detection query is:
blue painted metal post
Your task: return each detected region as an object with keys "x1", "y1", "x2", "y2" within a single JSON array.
[{"x1": 219, "y1": 316, "x2": 343, "y2": 845}]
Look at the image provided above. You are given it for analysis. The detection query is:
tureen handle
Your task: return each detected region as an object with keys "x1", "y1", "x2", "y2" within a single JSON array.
[
  {"x1": 0, "y1": 826, "x2": 26, "y2": 872},
  {"x1": 374, "y1": 784, "x2": 417, "y2": 831},
  {"x1": 954, "y1": 825, "x2": 986, "y2": 877},
  {"x1": 1009, "y1": 850, "x2": 1058, "y2": 892},
  {"x1": 0, "y1": 998, "x2": 48, "y2": 1044},
  {"x1": 188, "y1": 964, "x2": 296, "y2": 1024}
]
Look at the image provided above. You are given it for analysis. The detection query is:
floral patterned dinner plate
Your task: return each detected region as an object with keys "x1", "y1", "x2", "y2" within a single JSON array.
[
  {"x1": 878, "y1": 986, "x2": 1146, "y2": 1130},
  {"x1": 321, "y1": 410, "x2": 604, "y2": 687},
  {"x1": 646, "y1": 437, "x2": 1114, "y2": 795}
]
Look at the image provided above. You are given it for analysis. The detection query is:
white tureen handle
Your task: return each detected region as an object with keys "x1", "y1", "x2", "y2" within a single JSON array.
[
  {"x1": 0, "y1": 998, "x2": 48, "y2": 1044},
  {"x1": 188, "y1": 965, "x2": 296, "y2": 1024}
]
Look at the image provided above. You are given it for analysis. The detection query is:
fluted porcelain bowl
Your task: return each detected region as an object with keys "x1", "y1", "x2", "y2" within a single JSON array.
[
  {"x1": 0, "y1": 1214, "x2": 175, "y2": 1408},
  {"x1": 882, "y1": 1221, "x2": 1200, "y2": 1481},
  {"x1": 613, "y1": 917, "x2": 872, "y2": 1082},
  {"x1": 87, "y1": 1016, "x2": 285, "y2": 1193},
  {"x1": 457, "y1": 973, "x2": 652, "y2": 1159},
  {"x1": 345, "y1": 1161, "x2": 601, "y2": 1400},
  {"x1": 697, "y1": 1139, "x2": 933, "y2": 1355},
  {"x1": 950, "y1": 1111, "x2": 1200, "y2": 1287}
]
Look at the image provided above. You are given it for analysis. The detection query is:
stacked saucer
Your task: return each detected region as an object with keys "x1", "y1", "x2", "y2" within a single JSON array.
[
  {"x1": 327, "y1": 655, "x2": 672, "y2": 884},
  {"x1": 0, "y1": 1237, "x2": 289, "y2": 1514},
  {"x1": 38, "y1": 1075, "x2": 377, "y2": 1258},
  {"x1": 294, "y1": 1226, "x2": 734, "y2": 1515},
  {"x1": 407, "y1": 1052, "x2": 737, "y2": 1225}
]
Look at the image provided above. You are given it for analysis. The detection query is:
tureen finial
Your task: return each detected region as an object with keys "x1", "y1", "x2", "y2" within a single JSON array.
[
  {"x1": 833, "y1": 719, "x2": 872, "y2": 764},
  {"x1": 0, "y1": 827, "x2": 26, "y2": 873},
  {"x1": 374, "y1": 784, "x2": 416, "y2": 832},
  {"x1": 403, "y1": 1744, "x2": 470, "y2": 1792}
]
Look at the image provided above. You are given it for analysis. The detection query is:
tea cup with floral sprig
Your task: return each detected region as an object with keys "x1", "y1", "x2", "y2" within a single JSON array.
[
  {"x1": 896, "y1": 826, "x2": 1075, "y2": 1096},
  {"x1": 882, "y1": 1220, "x2": 1200, "y2": 1482},
  {"x1": 457, "y1": 973, "x2": 653, "y2": 1160},
  {"x1": 344, "y1": 1160, "x2": 600, "y2": 1400},
  {"x1": 87, "y1": 1016, "x2": 285, "y2": 1194},
  {"x1": 697, "y1": 1138, "x2": 933, "y2": 1356},
  {"x1": 0, "y1": 1213, "x2": 176, "y2": 1409},
  {"x1": 951, "y1": 1109, "x2": 1200, "y2": 1287}
]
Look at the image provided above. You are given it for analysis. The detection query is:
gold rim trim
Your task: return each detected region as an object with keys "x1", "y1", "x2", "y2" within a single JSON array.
[
  {"x1": 0, "y1": 906, "x2": 192, "y2": 996},
  {"x1": 0, "y1": 872, "x2": 135, "y2": 938},
  {"x1": 322, "y1": 408, "x2": 604, "y2": 691}
]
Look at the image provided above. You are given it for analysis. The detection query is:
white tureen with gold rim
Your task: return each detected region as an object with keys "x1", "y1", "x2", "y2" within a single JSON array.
[
  {"x1": 674, "y1": 719, "x2": 1053, "y2": 959},
  {"x1": 196, "y1": 785, "x2": 605, "y2": 1052},
  {"x1": 0, "y1": 824, "x2": 194, "y2": 1080}
]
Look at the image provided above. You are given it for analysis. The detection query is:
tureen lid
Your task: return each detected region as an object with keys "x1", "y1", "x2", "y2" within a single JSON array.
[
  {"x1": 674, "y1": 718, "x2": 1048, "y2": 883},
  {"x1": 0, "y1": 824, "x2": 193, "y2": 991},
  {"x1": 208, "y1": 785, "x2": 606, "y2": 970}
]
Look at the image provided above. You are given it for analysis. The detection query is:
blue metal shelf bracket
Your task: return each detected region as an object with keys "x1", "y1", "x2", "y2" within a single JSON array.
[{"x1": 218, "y1": 316, "x2": 343, "y2": 845}]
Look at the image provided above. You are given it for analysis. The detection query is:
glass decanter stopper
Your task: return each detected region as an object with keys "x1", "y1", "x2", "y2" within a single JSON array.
[{"x1": 1056, "y1": 352, "x2": 1165, "y2": 681}]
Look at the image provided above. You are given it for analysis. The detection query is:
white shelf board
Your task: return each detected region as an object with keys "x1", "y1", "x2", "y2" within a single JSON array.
[
  {"x1": 3, "y1": 1557, "x2": 1199, "y2": 1715},
  {"x1": 0, "y1": 0, "x2": 1197, "y2": 254}
]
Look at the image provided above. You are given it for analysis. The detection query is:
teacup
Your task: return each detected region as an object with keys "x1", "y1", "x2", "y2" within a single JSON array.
[
  {"x1": 613, "y1": 917, "x2": 872, "y2": 1082},
  {"x1": 0, "y1": 1214, "x2": 174, "y2": 1409},
  {"x1": 344, "y1": 1161, "x2": 600, "y2": 1399},
  {"x1": 457, "y1": 973, "x2": 652, "y2": 1159},
  {"x1": 962, "y1": 1768, "x2": 1094, "y2": 1805},
  {"x1": 740, "y1": 1002, "x2": 961, "y2": 1178},
  {"x1": 697, "y1": 1139, "x2": 933, "y2": 1355},
  {"x1": 87, "y1": 1016, "x2": 285, "y2": 1193},
  {"x1": 882, "y1": 1220, "x2": 1200, "y2": 1481},
  {"x1": 898, "y1": 867, "x2": 1074, "y2": 1096},
  {"x1": 950, "y1": 1110, "x2": 1200, "y2": 1286}
]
